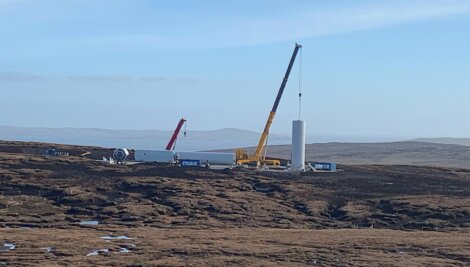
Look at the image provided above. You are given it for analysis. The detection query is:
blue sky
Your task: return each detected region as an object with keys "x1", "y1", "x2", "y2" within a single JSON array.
[{"x1": 1, "y1": 0, "x2": 470, "y2": 139}]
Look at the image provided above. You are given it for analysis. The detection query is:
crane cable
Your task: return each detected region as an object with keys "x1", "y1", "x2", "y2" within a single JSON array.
[{"x1": 298, "y1": 46, "x2": 303, "y2": 120}]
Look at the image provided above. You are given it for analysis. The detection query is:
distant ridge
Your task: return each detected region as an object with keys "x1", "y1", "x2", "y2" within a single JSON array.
[
  {"x1": 413, "y1": 138, "x2": 470, "y2": 147},
  {"x1": 0, "y1": 125, "x2": 289, "y2": 151},
  {"x1": 218, "y1": 141, "x2": 470, "y2": 169}
]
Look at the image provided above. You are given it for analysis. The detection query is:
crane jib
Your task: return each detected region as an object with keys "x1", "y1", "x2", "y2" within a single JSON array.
[
  {"x1": 270, "y1": 44, "x2": 302, "y2": 113},
  {"x1": 166, "y1": 118, "x2": 187, "y2": 151},
  {"x1": 253, "y1": 43, "x2": 302, "y2": 159}
]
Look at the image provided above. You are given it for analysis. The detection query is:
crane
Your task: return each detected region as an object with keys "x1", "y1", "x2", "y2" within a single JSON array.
[
  {"x1": 236, "y1": 43, "x2": 302, "y2": 166},
  {"x1": 166, "y1": 118, "x2": 187, "y2": 151}
]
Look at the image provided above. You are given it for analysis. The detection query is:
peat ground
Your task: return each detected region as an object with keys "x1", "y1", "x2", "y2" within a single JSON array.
[{"x1": 0, "y1": 141, "x2": 469, "y2": 266}]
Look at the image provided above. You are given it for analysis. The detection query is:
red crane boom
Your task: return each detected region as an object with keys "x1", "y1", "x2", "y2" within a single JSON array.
[{"x1": 166, "y1": 118, "x2": 187, "y2": 150}]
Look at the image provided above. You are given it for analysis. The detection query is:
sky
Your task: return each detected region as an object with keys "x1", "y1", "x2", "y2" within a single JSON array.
[{"x1": 1, "y1": 0, "x2": 470, "y2": 140}]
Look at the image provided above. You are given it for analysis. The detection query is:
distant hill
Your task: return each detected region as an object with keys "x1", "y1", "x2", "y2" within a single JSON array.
[
  {"x1": 413, "y1": 138, "x2": 470, "y2": 146},
  {"x1": 4, "y1": 125, "x2": 470, "y2": 168},
  {"x1": 0, "y1": 125, "x2": 289, "y2": 151},
  {"x1": 220, "y1": 141, "x2": 470, "y2": 169}
]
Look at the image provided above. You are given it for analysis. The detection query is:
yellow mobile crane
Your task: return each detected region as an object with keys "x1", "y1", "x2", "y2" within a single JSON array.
[{"x1": 236, "y1": 43, "x2": 302, "y2": 166}]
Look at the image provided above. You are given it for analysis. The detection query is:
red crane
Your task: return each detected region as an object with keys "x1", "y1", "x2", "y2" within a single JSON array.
[{"x1": 166, "y1": 118, "x2": 187, "y2": 150}]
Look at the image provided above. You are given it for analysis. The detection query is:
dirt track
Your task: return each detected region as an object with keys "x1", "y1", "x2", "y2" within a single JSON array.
[{"x1": 1, "y1": 141, "x2": 470, "y2": 266}]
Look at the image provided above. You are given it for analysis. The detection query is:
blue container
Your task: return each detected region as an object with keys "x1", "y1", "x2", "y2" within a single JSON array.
[
  {"x1": 180, "y1": 159, "x2": 202, "y2": 167},
  {"x1": 313, "y1": 162, "x2": 336, "y2": 171}
]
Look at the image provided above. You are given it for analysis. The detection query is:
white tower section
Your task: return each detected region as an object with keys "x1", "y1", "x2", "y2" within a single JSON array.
[{"x1": 292, "y1": 120, "x2": 306, "y2": 171}]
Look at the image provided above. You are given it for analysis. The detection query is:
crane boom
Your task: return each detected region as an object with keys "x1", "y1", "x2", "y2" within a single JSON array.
[
  {"x1": 253, "y1": 43, "x2": 302, "y2": 159},
  {"x1": 166, "y1": 118, "x2": 187, "y2": 151}
]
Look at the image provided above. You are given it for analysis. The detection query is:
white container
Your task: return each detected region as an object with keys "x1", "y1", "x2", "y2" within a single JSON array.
[
  {"x1": 292, "y1": 120, "x2": 306, "y2": 171},
  {"x1": 135, "y1": 150, "x2": 175, "y2": 163},
  {"x1": 175, "y1": 151, "x2": 235, "y2": 165}
]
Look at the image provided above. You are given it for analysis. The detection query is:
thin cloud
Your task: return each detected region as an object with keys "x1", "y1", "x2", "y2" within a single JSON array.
[
  {"x1": 0, "y1": 71, "x2": 46, "y2": 82},
  {"x1": 176, "y1": 78, "x2": 202, "y2": 83},
  {"x1": 0, "y1": 72, "x2": 201, "y2": 83},
  {"x1": 72, "y1": 0, "x2": 470, "y2": 48},
  {"x1": 0, "y1": 0, "x2": 30, "y2": 5},
  {"x1": 141, "y1": 76, "x2": 202, "y2": 83},
  {"x1": 141, "y1": 76, "x2": 167, "y2": 82},
  {"x1": 198, "y1": 0, "x2": 470, "y2": 47},
  {"x1": 67, "y1": 75, "x2": 133, "y2": 82}
]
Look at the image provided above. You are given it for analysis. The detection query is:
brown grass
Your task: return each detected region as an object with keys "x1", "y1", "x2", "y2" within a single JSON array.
[
  {"x1": 1, "y1": 227, "x2": 470, "y2": 266},
  {"x1": 1, "y1": 141, "x2": 470, "y2": 266}
]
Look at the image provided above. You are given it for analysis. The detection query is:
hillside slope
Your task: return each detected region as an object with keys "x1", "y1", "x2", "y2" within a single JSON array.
[
  {"x1": 1, "y1": 142, "x2": 469, "y2": 230},
  {"x1": 414, "y1": 138, "x2": 470, "y2": 146},
  {"x1": 1, "y1": 141, "x2": 470, "y2": 266}
]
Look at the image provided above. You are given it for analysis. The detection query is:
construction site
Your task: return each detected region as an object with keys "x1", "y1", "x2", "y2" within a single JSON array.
[
  {"x1": 0, "y1": 139, "x2": 470, "y2": 266},
  {"x1": 94, "y1": 44, "x2": 332, "y2": 174},
  {"x1": 0, "y1": 42, "x2": 469, "y2": 266}
]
